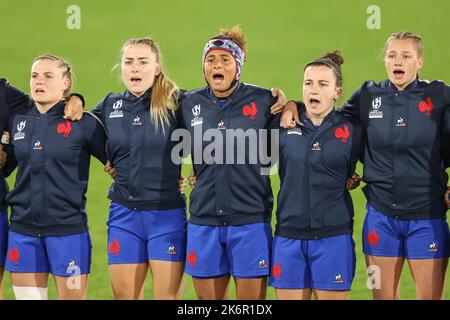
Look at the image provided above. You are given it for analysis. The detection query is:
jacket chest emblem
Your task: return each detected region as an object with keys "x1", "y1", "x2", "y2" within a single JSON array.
[
  {"x1": 242, "y1": 102, "x2": 257, "y2": 120},
  {"x1": 33, "y1": 140, "x2": 43, "y2": 150},
  {"x1": 396, "y1": 117, "x2": 407, "y2": 127},
  {"x1": 132, "y1": 115, "x2": 143, "y2": 126},
  {"x1": 57, "y1": 120, "x2": 72, "y2": 138},
  {"x1": 14, "y1": 120, "x2": 27, "y2": 141},
  {"x1": 312, "y1": 141, "x2": 322, "y2": 151},
  {"x1": 369, "y1": 97, "x2": 383, "y2": 119},
  {"x1": 109, "y1": 99, "x2": 123, "y2": 118},
  {"x1": 191, "y1": 104, "x2": 203, "y2": 127},
  {"x1": 218, "y1": 120, "x2": 226, "y2": 130},
  {"x1": 418, "y1": 97, "x2": 433, "y2": 116},
  {"x1": 335, "y1": 125, "x2": 350, "y2": 143}
]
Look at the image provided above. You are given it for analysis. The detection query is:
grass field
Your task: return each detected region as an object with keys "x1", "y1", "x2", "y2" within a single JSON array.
[{"x1": 0, "y1": 0, "x2": 449, "y2": 299}]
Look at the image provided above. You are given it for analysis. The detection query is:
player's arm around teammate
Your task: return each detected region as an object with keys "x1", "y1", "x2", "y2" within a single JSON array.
[
  {"x1": 2, "y1": 55, "x2": 107, "y2": 300},
  {"x1": 178, "y1": 26, "x2": 285, "y2": 300},
  {"x1": 92, "y1": 38, "x2": 188, "y2": 300},
  {"x1": 285, "y1": 32, "x2": 449, "y2": 300},
  {"x1": 270, "y1": 52, "x2": 365, "y2": 300},
  {"x1": 0, "y1": 76, "x2": 85, "y2": 300}
]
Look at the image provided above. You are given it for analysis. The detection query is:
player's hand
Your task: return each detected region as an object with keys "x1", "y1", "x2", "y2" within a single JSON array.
[
  {"x1": 270, "y1": 88, "x2": 287, "y2": 115},
  {"x1": 346, "y1": 173, "x2": 362, "y2": 190},
  {"x1": 445, "y1": 187, "x2": 450, "y2": 208},
  {"x1": 104, "y1": 160, "x2": 116, "y2": 180},
  {"x1": 0, "y1": 144, "x2": 6, "y2": 170},
  {"x1": 188, "y1": 171, "x2": 196, "y2": 190},
  {"x1": 280, "y1": 101, "x2": 301, "y2": 129},
  {"x1": 64, "y1": 95, "x2": 84, "y2": 121},
  {"x1": 178, "y1": 174, "x2": 187, "y2": 194}
]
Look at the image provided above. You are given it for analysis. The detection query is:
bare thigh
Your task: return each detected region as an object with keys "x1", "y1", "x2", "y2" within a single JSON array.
[
  {"x1": 192, "y1": 274, "x2": 230, "y2": 300},
  {"x1": 149, "y1": 260, "x2": 185, "y2": 300},
  {"x1": 109, "y1": 263, "x2": 148, "y2": 300}
]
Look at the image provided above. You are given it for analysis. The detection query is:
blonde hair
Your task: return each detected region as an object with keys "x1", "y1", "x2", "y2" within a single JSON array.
[
  {"x1": 121, "y1": 37, "x2": 180, "y2": 132},
  {"x1": 33, "y1": 54, "x2": 72, "y2": 99},
  {"x1": 384, "y1": 32, "x2": 423, "y2": 57},
  {"x1": 219, "y1": 26, "x2": 248, "y2": 58}
]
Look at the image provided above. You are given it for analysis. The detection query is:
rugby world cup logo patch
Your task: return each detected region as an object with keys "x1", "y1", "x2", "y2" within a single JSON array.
[
  {"x1": 191, "y1": 105, "x2": 203, "y2": 127},
  {"x1": 14, "y1": 120, "x2": 26, "y2": 140},
  {"x1": 369, "y1": 97, "x2": 383, "y2": 119}
]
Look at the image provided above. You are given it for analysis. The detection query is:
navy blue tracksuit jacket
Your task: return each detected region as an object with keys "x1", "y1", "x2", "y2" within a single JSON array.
[
  {"x1": 179, "y1": 83, "x2": 277, "y2": 226},
  {"x1": 0, "y1": 78, "x2": 85, "y2": 211},
  {"x1": 3, "y1": 102, "x2": 107, "y2": 237},
  {"x1": 93, "y1": 88, "x2": 185, "y2": 211},
  {"x1": 341, "y1": 79, "x2": 450, "y2": 219},
  {"x1": 276, "y1": 102, "x2": 365, "y2": 240}
]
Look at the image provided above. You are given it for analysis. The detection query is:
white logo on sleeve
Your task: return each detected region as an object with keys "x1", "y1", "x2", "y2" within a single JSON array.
[
  {"x1": 14, "y1": 120, "x2": 26, "y2": 140},
  {"x1": 109, "y1": 99, "x2": 124, "y2": 118}
]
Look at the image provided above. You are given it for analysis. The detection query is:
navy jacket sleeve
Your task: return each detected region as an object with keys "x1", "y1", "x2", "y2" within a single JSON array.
[
  {"x1": 177, "y1": 90, "x2": 188, "y2": 129},
  {"x1": 2, "y1": 116, "x2": 18, "y2": 177},
  {"x1": 92, "y1": 95, "x2": 110, "y2": 130},
  {"x1": 0, "y1": 79, "x2": 30, "y2": 134},
  {"x1": 443, "y1": 95, "x2": 450, "y2": 169},
  {"x1": 349, "y1": 118, "x2": 366, "y2": 171},
  {"x1": 340, "y1": 86, "x2": 362, "y2": 119},
  {"x1": 81, "y1": 111, "x2": 108, "y2": 165}
]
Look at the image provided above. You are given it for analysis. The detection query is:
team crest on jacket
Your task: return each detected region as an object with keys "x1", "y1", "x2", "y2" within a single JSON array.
[
  {"x1": 14, "y1": 120, "x2": 26, "y2": 140},
  {"x1": 419, "y1": 97, "x2": 433, "y2": 116},
  {"x1": 335, "y1": 125, "x2": 350, "y2": 143},
  {"x1": 218, "y1": 120, "x2": 226, "y2": 130},
  {"x1": 242, "y1": 102, "x2": 257, "y2": 120},
  {"x1": 57, "y1": 120, "x2": 72, "y2": 138},
  {"x1": 191, "y1": 104, "x2": 203, "y2": 127},
  {"x1": 369, "y1": 97, "x2": 383, "y2": 119},
  {"x1": 109, "y1": 99, "x2": 124, "y2": 118}
]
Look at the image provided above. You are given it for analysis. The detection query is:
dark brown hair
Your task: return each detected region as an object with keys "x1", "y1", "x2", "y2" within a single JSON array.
[{"x1": 304, "y1": 51, "x2": 344, "y2": 87}]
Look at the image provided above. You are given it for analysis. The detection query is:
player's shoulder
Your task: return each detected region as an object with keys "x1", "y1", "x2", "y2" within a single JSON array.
[{"x1": 240, "y1": 83, "x2": 272, "y2": 98}]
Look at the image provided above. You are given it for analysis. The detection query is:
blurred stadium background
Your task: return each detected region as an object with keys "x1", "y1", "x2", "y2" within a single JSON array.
[{"x1": 0, "y1": 0, "x2": 449, "y2": 299}]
